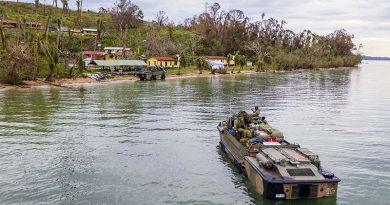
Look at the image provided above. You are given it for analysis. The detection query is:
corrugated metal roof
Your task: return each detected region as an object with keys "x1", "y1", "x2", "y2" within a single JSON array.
[
  {"x1": 89, "y1": 60, "x2": 147, "y2": 67},
  {"x1": 83, "y1": 28, "x2": 98, "y2": 32},
  {"x1": 206, "y1": 56, "x2": 226, "y2": 59},
  {"x1": 104, "y1": 47, "x2": 131, "y2": 51},
  {"x1": 151, "y1": 56, "x2": 175, "y2": 61}
]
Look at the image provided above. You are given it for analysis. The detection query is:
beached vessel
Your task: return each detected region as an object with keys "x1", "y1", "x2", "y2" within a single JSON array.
[{"x1": 217, "y1": 111, "x2": 340, "y2": 199}]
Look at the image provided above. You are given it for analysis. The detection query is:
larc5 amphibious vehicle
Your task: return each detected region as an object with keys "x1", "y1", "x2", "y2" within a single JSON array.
[{"x1": 217, "y1": 111, "x2": 340, "y2": 199}]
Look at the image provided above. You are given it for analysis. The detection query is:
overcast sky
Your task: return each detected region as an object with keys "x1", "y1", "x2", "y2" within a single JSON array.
[{"x1": 10, "y1": 0, "x2": 390, "y2": 56}]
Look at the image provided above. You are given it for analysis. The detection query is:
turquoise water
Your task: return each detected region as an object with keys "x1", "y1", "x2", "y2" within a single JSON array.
[{"x1": 0, "y1": 61, "x2": 389, "y2": 205}]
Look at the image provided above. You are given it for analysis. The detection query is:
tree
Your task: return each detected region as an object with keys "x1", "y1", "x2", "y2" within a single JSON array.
[
  {"x1": 0, "y1": 46, "x2": 37, "y2": 84},
  {"x1": 226, "y1": 53, "x2": 233, "y2": 68},
  {"x1": 99, "y1": 7, "x2": 109, "y2": 13},
  {"x1": 156, "y1": 11, "x2": 169, "y2": 26},
  {"x1": 178, "y1": 52, "x2": 187, "y2": 75},
  {"x1": 40, "y1": 42, "x2": 59, "y2": 82},
  {"x1": 235, "y1": 53, "x2": 246, "y2": 73},
  {"x1": 255, "y1": 58, "x2": 265, "y2": 72},
  {"x1": 144, "y1": 25, "x2": 176, "y2": 56},
  {"x1": 56, "y1": 0, "x2": 68, "y2": 49},
  {"x1": 231, "y1": 51, "x2": 241, "y2": 74},
  {"x1": 195, "y1": 56, "x2": 208, "y2": 74},
  {"x1": 111, "y1": 0, "x2": 144, "y2": 31},
  {"x1": 0, "y1": 24, "x2": 6, "y2": 49}
]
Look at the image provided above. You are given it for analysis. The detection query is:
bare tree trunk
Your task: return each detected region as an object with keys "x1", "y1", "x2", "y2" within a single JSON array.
[
  {"x1": 0, "y1": 24, "x2": 6, "y2": 49},
  {"x1": 16, "y1": 0, "x2": 19, "y2": 14},
  {"x1": 56, "y1": 2, "x2": 66, "y2": 49},
  {"x1": 44, "y1": 0, "x2": 55, "y2": 42}
]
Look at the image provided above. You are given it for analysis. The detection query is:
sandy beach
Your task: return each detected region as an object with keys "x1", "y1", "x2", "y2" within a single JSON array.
[{"x1": 0, "y1": 67, "x2": 354, "y2": 92}]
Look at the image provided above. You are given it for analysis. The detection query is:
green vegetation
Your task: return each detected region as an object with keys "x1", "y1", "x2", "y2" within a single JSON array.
[{"x1": 0, "y1": 1, "x2": 361, "y2": 85}]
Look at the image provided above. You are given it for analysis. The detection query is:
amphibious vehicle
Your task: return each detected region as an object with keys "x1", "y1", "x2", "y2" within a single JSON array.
[{"x1": 217, "y1": 111, "x2": 340, "y2": 199}]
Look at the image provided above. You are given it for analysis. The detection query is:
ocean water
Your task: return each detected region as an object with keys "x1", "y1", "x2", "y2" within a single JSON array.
[{"x1": 0, "y1": 60, "x2": 389, "y2": 205}]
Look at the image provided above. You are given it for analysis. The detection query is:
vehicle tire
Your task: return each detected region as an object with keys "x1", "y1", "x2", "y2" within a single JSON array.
[
  {"x1": 240, "y1": 166, "x2": 248, "y2": 177},
  {"x1": 150, "y1": 75, "x2": 154, "y2": 81},
  {"x1": 161, "y1": 73, "x2": 166, "y2": 80}
]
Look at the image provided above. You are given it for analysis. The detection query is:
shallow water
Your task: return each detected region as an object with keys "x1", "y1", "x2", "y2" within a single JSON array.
[{"x1": 0, "y1": 61, "x2": 389, "y2": 205}]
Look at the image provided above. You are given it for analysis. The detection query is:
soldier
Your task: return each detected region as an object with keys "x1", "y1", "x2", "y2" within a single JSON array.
[
  {"x1": 234, "y1": 116, "x2": 253, "y2": 142},
  {"x1": 259, "y1": 116, "x2": 268, "y2": 125},
  {"x1": 251, "y1": 106, "x2": 261, "y2": 119}
]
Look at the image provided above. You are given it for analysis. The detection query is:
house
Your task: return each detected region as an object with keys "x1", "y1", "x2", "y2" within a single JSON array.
[
  {"x1": 70, "y1": 29, "x2": 82, "y2": 34},
  {"x1": 104, "y1": 47, "x2": 131, "y2": 53},
  {"x1": 0, "y1": 20, "x2": 42, "y2": 29},
  {"x1": 147, "y1": 56, "x2": 178, "y2": 68},
  {"x1": 48, "y1": 27, "x2": 57, "y2": 32},
  {"x1": 25, "y1": 21, "x2": 42, "y2": 29},
  {"x1": 206, "y1": 56, "x2": 235, "y2": 66},
  {"x1": 88, "y1": 60, "x2": 147, "y2": 71},
  {"x1": 60, "y1": 27, "x2": 69, "y2": 32},
  {"x1": 103, "y1": 47, "x2": 136, "y2": 58},
  {"x1": 0, "y1": 20, "x2": 18, "y2": 28},
  {"x1": 82, "y1": 28, "x2": 98, "y2": 36},
  {"x1": 82, "y1": 51, "x2": 105, "y2": 60}
]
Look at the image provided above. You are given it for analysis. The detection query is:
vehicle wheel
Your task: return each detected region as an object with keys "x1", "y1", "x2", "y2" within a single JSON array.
[
  {"x1": 240, "y1": 166, "x2": 248, "y2": 177},
  {"x1": 150, "y1": 75, "x2": 154, "y2": 81},
  {"x1": 161, "y1": 73, "x2": 166, "y2": 80}
]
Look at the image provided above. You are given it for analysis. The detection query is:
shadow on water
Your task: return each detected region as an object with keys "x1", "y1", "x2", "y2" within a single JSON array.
[{"x1": 216, "y1": 146, "x2": 337, "y2": 205}]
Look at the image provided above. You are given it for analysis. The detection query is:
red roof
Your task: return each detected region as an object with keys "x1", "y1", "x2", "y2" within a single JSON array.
[
  {"x1": 82, "y1": 51, "x2": 105, "y2": 55},
  {"x1": 153, "y1": 56, "x2": 175, "y2": 61},
  {"x1": 0, "y1": 20, "x2": 18, "y2": 24},
  {"x1": 206, "y1": 56, "x2": 226, "y2": 60}
]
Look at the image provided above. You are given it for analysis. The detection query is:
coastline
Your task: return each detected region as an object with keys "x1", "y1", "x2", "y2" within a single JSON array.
[{"x1": 0, "y1": 67, "x2": 355, "y2": 92}]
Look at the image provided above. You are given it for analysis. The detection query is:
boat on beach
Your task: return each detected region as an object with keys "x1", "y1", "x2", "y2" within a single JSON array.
[{"x1": 217, "y1": 110, "x2": 340, "y2": 199}]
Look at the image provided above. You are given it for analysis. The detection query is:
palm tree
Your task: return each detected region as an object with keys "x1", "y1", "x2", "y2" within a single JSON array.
[
  {"x1": 56, "y1": 0, "x2": 68, "y2": 49},
  {"x1": 237, "y1": 55, "x2": 246, "y2": 73},
  {"x1": 255, "y1": 58, "x2": 264, "y2": 72},
  {"x1": 231, "y1": 51, "x2": 241, "y2": 74},
  {"x1": 44, "y1": 44, "x2": 59, "y2": 82},
  {"x1": 195, "y1": 56, "x2": 207, "y2": 74},
  {"x1": 44, "y1": 0, "x2": 56, "y2": 42},
  {"x1": 178, "y1": 52, "x2": 187, "y2": 75},
  {"x1": 226, "y1": 53, "x2": 233, "y2": 69}
]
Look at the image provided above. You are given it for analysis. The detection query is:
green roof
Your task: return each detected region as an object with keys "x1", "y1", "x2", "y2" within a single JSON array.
[{"x1": 89, "y1": 60, "x2": 147, "y2": 67}]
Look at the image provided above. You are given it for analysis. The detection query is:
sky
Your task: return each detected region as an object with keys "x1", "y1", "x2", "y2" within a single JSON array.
[{"x1": 8, "y1": 0, "x2": 390, "y2": 57}]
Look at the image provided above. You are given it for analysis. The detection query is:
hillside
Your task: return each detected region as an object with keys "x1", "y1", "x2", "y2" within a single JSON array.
[
  {"x1": 0, "y1": 1, "x2": 362, "y2": 85},
  {"x1": 0, "y1": 1, "x2": 110, "y2": 28}
]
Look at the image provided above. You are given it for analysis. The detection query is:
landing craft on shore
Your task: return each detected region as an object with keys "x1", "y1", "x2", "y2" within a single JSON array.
[{"x1": 217, "y1": 109, "x2": 340, "y2": 199}]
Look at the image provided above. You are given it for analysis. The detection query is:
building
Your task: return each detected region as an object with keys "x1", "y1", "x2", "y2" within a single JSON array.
[
  {"x1": 70, "y1": 29, "x2": 82, "y2": 34},
  {"x1": 147, "y1": 56, "x2": 178, "y2": 68},
  {"x1": 0, "y1": 20, "x2": 18, "y2": 28},
  {"x1": 82, "y1": 51, "x2": 105, "y2": 60},
  {"x1": 103, "y1": 47, "x2": 136, "y2": 58},
  {"x1": 60, "y1": 27, "x2": 69, "y2": 32},
  {"x1": 88, "y1": 60, "x2": 147, "y2": 71},
  {"x1": 82, "y1": 28, "x2": 98, "y2": 36},
  {"x1": 0, "y1": 20, "x2": 42, "y2": 29},
  {"x1": 25, "y1": 21, "x2": 42, "y2": 29},
  {"x1": 206, "y1": 56, "x2": 235, "y2": 66},
  {"x1": 104, "y1": 47, "x2": 131, "y2": 53}
]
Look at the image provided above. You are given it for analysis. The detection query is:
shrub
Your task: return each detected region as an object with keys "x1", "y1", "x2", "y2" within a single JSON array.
[{"x1": 0, "y1": 46, "x2": 37, "y2": 84}]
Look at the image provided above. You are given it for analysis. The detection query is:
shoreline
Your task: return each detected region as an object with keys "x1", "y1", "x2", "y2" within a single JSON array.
[{"x1": 0, "y1": 67, "x2": 356, "y2": 92}]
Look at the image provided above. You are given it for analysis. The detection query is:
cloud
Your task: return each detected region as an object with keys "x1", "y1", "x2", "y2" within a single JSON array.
[{"x1": 7, "y1": 0, "x2": 390, "y2": 56}]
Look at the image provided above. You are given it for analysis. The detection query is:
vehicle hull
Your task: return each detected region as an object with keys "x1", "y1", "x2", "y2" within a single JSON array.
[{"x1": 219, "y1": 131, "x2": 340, "y2": 199}]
